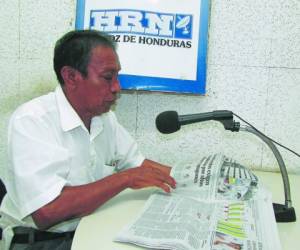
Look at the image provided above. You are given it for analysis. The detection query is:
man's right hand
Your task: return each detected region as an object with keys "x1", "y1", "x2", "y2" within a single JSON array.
[{"x1": 123, "y1": 164, "x2": 176, "y2": 193}]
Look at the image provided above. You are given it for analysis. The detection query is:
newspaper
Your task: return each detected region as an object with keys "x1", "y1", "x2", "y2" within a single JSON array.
[{"x1": 114, "y1": 154, "x2": 281, "y2": 250}]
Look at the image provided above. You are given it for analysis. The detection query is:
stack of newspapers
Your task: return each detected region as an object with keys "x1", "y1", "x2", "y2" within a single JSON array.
[{"x1": 114, "y1": 154, "x2": 281, "y2": 250}]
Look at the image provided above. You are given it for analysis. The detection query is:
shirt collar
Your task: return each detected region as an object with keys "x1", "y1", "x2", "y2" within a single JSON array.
[{"x1": 55, "y1": 85, "x2": 85, "y2": 132}]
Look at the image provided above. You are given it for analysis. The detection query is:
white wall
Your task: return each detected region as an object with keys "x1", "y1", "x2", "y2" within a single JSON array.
[{"x1": 0, "y1": 0, "x2": 299, "y2": 174}]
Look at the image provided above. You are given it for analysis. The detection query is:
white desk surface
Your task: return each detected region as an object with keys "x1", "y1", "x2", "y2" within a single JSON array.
[{"x1": 71, "y1": 171, "x2": 300, "y2": 250}]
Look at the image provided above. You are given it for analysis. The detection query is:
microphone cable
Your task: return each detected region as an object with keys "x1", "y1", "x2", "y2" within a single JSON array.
[{"x1": 232, "y1": 112, "x2": 300, "y2": 158}]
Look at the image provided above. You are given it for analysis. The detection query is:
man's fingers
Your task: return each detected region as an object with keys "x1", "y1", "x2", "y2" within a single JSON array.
[
  {"x1": 126, "y1": 166, "x2": 176, "y2": 191},
  {"x1": 132, "y1": 178, "x2": 171, "y2": 193},
  {"x1": 150, "y1": 179, "x2": 171, "y2": 193},
  {"x1": 147, "y1": 171, "x2": 176, "y2": 192},
  {"x1": 165, "y1": 175, "x2": 176, "y2": 189},
  {"x1": 149, "y1": 168, "x2": 176, "y2": 189}
]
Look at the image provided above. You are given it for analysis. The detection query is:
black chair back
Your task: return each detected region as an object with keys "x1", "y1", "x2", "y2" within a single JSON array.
[
  {"x1": 0, "y1": 179, "x2": 6, "y2": 205},
  {"x1": 0, "y1": 179, "x2": 6, "y2": 240}
]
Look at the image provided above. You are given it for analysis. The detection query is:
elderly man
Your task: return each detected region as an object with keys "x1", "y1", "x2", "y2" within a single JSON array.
[{"x1": 0, "y1": 30, "x2": 176, "y2": 250}]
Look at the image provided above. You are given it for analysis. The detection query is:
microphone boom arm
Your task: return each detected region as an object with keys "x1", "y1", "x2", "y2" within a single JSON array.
[
  {"x1": 179, "y1": 110, "x2": 240, "y2": 132},
  {"x1": 212, "y1": 115, "x2": 296, "y2": 222},
  {"x1": 239, "y1": 125, "x2": 296, "y2": 222}
]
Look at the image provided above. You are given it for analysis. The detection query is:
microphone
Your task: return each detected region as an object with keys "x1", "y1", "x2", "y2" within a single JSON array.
[{"x1": 156, "y1": 110, "x2": 239, "y2": 134}]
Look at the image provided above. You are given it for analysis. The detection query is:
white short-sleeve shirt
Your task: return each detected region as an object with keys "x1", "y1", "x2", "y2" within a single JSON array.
[{"x1": 0, "y1": 85, "x2": 144, "y2": 249}]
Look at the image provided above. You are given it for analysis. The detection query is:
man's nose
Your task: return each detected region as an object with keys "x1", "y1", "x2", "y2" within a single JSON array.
[{"x1": 111, "y1": 77, "x2": 121, "y2": 93}]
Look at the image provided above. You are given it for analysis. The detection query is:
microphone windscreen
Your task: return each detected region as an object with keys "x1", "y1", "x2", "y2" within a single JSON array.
[{"x1": 155, "y1": 111, "x2": 181, "y2": 134}]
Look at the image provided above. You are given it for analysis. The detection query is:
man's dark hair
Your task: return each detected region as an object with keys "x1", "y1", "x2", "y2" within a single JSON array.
[{"x1": 53, "y1": 29, "x2": 116, "y2": 85}]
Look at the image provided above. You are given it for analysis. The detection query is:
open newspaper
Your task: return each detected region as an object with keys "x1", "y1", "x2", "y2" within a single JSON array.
[{"x1": 114, "y1": 154, "x2": 281, "y2": 250}]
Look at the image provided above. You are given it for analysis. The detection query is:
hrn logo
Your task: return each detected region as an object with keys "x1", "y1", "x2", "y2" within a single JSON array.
[{"x1": 90, "y1": 9, "x2": 193, "y2": 39}]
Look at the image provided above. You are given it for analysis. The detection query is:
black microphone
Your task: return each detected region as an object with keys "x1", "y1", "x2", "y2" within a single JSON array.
[{"x1": 156, "y1": 110, "x2": 239, "y2": 134}]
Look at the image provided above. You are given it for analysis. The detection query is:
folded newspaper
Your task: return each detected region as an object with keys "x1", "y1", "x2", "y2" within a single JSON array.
[{"x1": 114, "y1": 154, "x2": 281, "y2": 250}]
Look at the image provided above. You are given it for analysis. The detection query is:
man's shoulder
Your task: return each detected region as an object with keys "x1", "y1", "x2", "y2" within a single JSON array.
[{"x1": 12, "y1": 91, "x2": 57, "y2": 121}]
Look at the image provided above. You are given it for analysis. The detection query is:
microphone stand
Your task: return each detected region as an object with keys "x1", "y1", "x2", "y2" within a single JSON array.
[
  {"x1": 218, "y1": 118, "x2": 296, "y2": 222},
  {"x1": 239, "y1": 125, "x2": 296, "y2": 222},
  {"x1": 156, "y1": 109, "x2": 296, "y2": 222}
]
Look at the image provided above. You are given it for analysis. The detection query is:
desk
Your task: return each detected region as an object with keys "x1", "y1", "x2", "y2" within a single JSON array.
[{"x1": 72, "y1": 171, "x2": 300, "y2": 250}]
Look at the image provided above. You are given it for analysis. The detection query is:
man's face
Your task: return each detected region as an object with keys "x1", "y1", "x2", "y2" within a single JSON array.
[{"x1": 76, "y1": 45, "x2": 121, "y2": 117}]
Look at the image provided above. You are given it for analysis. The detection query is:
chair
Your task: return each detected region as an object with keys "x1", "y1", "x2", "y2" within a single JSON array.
[
  {"x1": 0, "y1": 179, "x2": 6, "y2": 204},
  {"x1": 0, "y1": 179, "x2": 6, "y2": 240}
]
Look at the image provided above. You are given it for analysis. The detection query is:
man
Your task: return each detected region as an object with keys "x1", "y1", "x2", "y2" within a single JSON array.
[{"x1": 0, "y1": 30, "x2": 176, "y2": 250}]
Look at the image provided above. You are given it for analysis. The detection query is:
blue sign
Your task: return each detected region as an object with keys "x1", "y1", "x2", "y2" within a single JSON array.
[{"x1": 76, "y1": 0, "x2": 209, "y2": 94}]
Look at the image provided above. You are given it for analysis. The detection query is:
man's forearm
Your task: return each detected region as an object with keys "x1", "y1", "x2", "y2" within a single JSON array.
[
  {"x1": 32, "y1": 159, "x2": 175, "y2": 230},
  {"x1": 32, "y1": 170, "x2": 130, "y2": 230}
]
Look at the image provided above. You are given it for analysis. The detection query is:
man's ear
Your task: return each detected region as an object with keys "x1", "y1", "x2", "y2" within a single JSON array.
[{"x1": 60, "y1": 66, "x2": 81, "y2": 90}]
